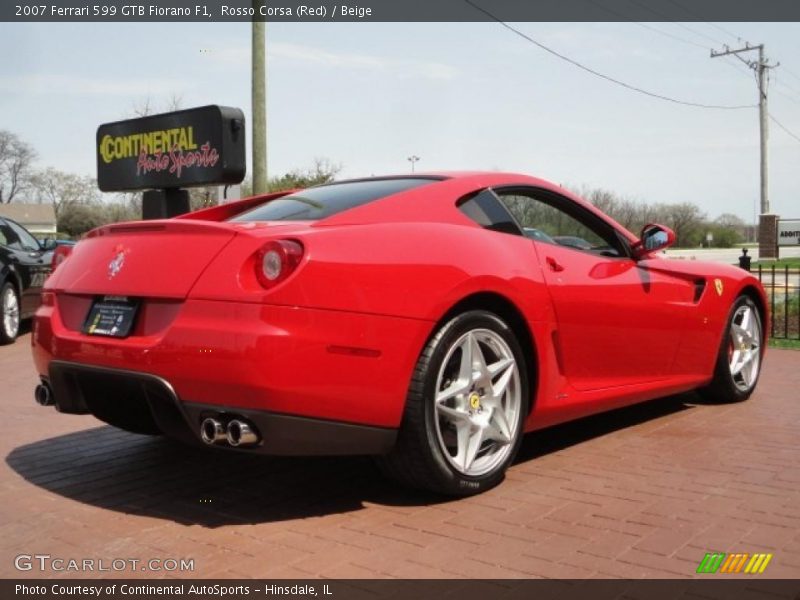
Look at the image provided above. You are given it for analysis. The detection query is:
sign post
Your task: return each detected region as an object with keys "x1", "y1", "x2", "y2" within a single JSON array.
[{"x1": 96, "y1": 105, "x2": 246, "y2": 219}]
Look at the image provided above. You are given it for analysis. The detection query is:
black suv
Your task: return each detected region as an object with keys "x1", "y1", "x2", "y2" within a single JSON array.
[{"x1": 0, "y1": 217, "x2": 56, "y2": 344}]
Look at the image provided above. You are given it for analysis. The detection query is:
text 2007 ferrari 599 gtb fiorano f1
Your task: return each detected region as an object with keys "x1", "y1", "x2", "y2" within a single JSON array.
[{"x1": 31, "y1": 172, "x2": 767, "y2": 495}]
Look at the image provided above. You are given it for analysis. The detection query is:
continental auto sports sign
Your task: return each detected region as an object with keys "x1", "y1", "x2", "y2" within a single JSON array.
[{"x1": 97, "y1": 105, "x2": 246, "y2": 192}]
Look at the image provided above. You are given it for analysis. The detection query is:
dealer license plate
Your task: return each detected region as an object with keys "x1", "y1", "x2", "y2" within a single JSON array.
[{"x1": 82, "y1": 296, "x2": 139, "y2": 338}]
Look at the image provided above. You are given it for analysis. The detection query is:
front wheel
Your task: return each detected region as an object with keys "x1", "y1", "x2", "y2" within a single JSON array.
[
  {"x1": 701, "y1": 295, "x2": 763, "y2": 403},
  {"x1": 377, "y1": 310, "x2": 529, "y2": 495},
  {"x1": 0, "y1": 282, "x2": 21, "y2": 345}
]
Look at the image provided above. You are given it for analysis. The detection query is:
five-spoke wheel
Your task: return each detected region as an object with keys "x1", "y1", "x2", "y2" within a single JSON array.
[
  {"x1": 433, "y1": 329, "x2": 522, "y2": 477},
  {"x1": 702, "y1": 294, "x2": 763, "y2": 403},
  {"x1": 377, "y1": 310, "x2": 529, "y2": 495},
  {"x1": 728, "y1": 302, "x2": 762, "y2": 392}
]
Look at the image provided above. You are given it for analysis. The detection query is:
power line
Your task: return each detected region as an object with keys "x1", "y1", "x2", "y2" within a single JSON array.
[
  {"x1": 620, "y1": 0, "x2": 726, "y2": 47},
  {"x1": 585, "y1": 0, "x2": 800, "y2": 107},
  {"x1": 578, "y1": 0, "x2": 711, "y2": 50},
  {"x1": 462, "y1": 0, "x2": 757, "y2": 110},
  {"x1": 662, "y1": 0, "x2": 745, "y2": 43},
  {"x1": 770, "y1": 113, "x2": 800, "y2": 143},
  {"x1": 780, "y1": 66, "x2": 800, "y2": 84},
  {"x1": 774, "y1": 88, "x2": 800, "y2": 107}
]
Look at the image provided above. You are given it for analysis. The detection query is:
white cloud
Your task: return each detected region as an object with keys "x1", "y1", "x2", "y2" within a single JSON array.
[
  {"x1": 0, "y1": 74, "x2": 193, "y2": 96},
  {"x1": 206, "y1": 41, "x2": 458, "y2": 81}
]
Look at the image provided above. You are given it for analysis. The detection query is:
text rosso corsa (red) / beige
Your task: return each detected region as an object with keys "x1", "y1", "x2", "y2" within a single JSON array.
[{"x1": 220, "y1": 5, "x2": 373, "y2": 18}]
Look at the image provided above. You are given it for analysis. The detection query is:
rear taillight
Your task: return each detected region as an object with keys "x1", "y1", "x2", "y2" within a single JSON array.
[
  {"x1": 255, "y1": 240, "x2": 304, "y2": 289},
  {"x1": 51, "y1": 245, "x2": 72, "y2": 271}
]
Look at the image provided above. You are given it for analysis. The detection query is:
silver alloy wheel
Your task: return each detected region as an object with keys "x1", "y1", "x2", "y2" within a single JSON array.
[
  {"x1": 2, "y1": 287, "x2": 20, "y2": 339},
  {"x1": 728, "y1": 303, "x2": 761, "y2": 392},
  {"x1": 433, "y1": 328, "x2": 522, "y2": 477}
]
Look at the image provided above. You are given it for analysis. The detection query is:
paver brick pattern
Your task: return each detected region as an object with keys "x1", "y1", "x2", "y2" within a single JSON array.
[{"x1": 1, "y1": 334, "x2": 799, "y2": 579}]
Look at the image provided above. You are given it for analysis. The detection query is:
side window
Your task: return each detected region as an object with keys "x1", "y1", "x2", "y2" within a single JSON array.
[
  {"x1": 0, "y1": 222, "x2": 22, "y2": 249},
  {"x1": 457, "y1": 189, "x2": 523, "y2": 236},
  {"x1": 497, "y1": 191, "x2": 625, "y2": 257},
  {"x1": 5, "y1": 220, "x2": 39, "y2": 251}
]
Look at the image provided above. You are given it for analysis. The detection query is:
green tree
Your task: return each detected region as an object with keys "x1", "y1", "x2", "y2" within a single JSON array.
[{"x1": 58, "y1": 204, "x2": 107, "y2": 237}]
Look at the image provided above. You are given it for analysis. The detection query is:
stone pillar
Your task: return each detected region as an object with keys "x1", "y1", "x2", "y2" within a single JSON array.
[{"x1": 758, "y1": 214, "x2": 779, "y2": 260}]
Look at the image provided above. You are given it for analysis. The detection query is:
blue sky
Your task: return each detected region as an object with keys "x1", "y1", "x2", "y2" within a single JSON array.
[{"x1": 1, "y1": 21, "x2": 799, "y2": 222}]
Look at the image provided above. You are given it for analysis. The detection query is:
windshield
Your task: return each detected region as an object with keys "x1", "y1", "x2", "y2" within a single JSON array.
[{"x1": 230, "y1": 177, "x2": 439, "y2": 222}]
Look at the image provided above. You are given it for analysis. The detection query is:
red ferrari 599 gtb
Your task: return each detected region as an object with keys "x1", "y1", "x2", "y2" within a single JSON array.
[{"x1": 31, "y1": 173, "x2": 767, "y2": 495}]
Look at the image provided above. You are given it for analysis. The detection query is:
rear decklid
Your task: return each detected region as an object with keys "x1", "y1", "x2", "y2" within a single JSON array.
[{"x1": 46, "y1": 221, "x2": 237, "y2": 298}]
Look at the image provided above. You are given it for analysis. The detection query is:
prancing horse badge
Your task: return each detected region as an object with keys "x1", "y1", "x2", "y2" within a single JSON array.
[{"x1": 714, "y1": 278, "x2": 724, "y2": 296}]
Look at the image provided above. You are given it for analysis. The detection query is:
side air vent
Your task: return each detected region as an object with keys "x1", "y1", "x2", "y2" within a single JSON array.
[{"x1": 693, "y1": 279, "x2": 707, "y2": 303}]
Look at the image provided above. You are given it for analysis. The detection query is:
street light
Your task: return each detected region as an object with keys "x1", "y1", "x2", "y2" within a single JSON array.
[{"x1": 407, "y1": 155, "x2": 420, "y2": 173}]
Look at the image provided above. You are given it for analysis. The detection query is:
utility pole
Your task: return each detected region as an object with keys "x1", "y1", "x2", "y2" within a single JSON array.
[
  {"x1": 711, "y1": 43, "x2": 779, "y2": 257},
  {"x1": 252, "y1": 6, "x2": 267, "y2": 195},
  {"x1": 407, "y1": 155, "x2": 420, "y2": 173}
]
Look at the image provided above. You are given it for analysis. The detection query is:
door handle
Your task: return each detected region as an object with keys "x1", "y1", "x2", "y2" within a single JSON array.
[{"x1": 546, "y1": 257, "x2": 565, "y2": 272}]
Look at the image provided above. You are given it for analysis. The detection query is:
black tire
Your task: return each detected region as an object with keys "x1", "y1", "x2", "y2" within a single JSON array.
[
  {"x1": 0, "y1": 281, "x2": 21, "y2": 345},
  {"x1": 377, "y1": 310, "x2": 529, "y2": 496},
  {"x1": 700, "y1": 295, "x2": 764, "y2": 403}
]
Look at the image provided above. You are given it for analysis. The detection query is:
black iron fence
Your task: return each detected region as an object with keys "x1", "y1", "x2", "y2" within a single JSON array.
[{"x1": 755, "y1": 265, "x2": 800, "y2": 340}]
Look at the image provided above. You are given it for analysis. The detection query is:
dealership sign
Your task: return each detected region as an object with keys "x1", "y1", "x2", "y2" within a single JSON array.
[
  {"x1": 97, "y1": 105, "x2": 246, "y2": 192},
  {"x1": 778, "y1": 219, "x2": 800, "y2": 246}
]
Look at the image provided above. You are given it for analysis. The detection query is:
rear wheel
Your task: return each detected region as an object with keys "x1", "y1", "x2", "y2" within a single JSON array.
[
  {"x1": 0, "y1": 282, "x2": 20, "y2": 345},
  {"x1": 377, "y1": 310, "x2": 529, "y2": 495},
  {"x1": 701, "y1": 295, "x2": 763, "y2": 403}
]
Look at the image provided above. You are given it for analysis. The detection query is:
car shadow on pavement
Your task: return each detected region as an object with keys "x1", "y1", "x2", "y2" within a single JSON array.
[{"x1": 6, "y1": 392, "x2": 700, "y2": 527}]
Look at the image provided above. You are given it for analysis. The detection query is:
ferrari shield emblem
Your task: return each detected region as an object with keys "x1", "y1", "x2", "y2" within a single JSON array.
[
  {"x1": 108, "y1": 245, "x2": 128, "y2": 279},
  {"x1": 714, "y1": 278, "x2": 724, "y2": 296}
]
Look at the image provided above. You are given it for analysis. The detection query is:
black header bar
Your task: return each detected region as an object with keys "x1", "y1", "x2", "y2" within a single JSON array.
[{"x1": 4, "y1": 0, "x2": 800, "y2": 23}]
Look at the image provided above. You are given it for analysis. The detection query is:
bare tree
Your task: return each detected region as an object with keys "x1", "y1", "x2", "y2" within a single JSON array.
[
  {"x1": 29, "y1": 167, "x2": 100, "y2": 219},
  {"x1": 662, "y1": 202, "x2": 707, "y2": 247},
  {"x1": 714, "y1": 213, "x2": 746, "y2": 229},
  {"x1": 129, "y1": 93, "x2": 184, "y2": 118},
  {"x1": 267, "y1": 158, "x2": 342, "y2": 192},
  {"x1": 0, "y1": 130, "x2": 37, "y2": 203}
]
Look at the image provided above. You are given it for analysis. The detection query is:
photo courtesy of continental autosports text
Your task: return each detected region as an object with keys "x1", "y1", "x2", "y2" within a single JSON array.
[
  {"x1": 1, "y1": 0, "x2": 799, "y2": 598},
  {"x1": 15, "y1": 583, "x2": 332, "y2": 596}
]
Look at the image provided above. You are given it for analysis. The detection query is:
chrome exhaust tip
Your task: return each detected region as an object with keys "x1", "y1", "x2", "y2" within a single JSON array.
[
  {"x1": 200, "y1": 418, "x2": 226, "y2": 445},
  {"x1": 35, "y1": 383, "x2": 54, "y2": 407},
  {"x1": 227, "y1": 419, "x2": 258, "y2": 447}
]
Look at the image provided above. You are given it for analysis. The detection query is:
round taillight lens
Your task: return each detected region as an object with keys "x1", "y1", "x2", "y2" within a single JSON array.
[
  {"x1": 262, "y1": 249, "x2": 283, "y2": 281},
  {"x1": 255, "y1": 240, "x2": 304, "y2": 289}
]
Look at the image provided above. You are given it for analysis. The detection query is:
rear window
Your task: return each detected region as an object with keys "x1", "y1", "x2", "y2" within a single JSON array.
[{"x1": 230, "y1": 177, "x2": 439, "y2": 222}]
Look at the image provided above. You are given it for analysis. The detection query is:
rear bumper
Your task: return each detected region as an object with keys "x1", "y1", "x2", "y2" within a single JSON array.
[
  {"x1": 44, "y1": 360, "x2": 397, "y2": 455},
  {"x1": 32, "y1": 295, "x2": 433, "y2": 432}
]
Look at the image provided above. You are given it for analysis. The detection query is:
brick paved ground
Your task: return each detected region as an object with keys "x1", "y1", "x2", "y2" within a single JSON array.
[{"x1": 1, "y1": 332, "x2": 799, "y2": 579}]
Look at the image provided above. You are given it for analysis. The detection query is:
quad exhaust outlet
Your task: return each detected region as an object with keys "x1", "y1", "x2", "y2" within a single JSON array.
[
  {"x1": 34, "y1": 383, "x2": 55, "y2": 407},
  {"x1": 226, "y1": 419, "x2": 258, "y2": 447},
  {"x1": 200, "y1": 418, "x2": 227, "y2": 445},
  {"x1": 200, "y1": 416, "x2": 260, "y2": 448}
]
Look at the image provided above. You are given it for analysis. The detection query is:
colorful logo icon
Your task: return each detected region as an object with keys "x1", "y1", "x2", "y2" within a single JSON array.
[
  {"x1": 108, "y1": 245, "x2": 129, "y2": 279},
  {"x1": 696, "y1": 552, "x2": 773, "y2": 574}
]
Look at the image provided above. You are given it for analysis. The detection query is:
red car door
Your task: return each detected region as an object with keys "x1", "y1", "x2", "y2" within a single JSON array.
[
  {"x1": 534, "y1": 241, "x2": 695, "y2": 390},
  {"x1": 497, "y1": 188, "x2": 696, "y2": 391}
]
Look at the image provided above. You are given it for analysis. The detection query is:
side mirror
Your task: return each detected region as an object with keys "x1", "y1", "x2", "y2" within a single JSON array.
[
  {"x1": 40, "y1": 238, "x2": 58, "y2": 252},
  {"x1": 634, "y1": 223, "x2": 675, "y2": 258}
]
